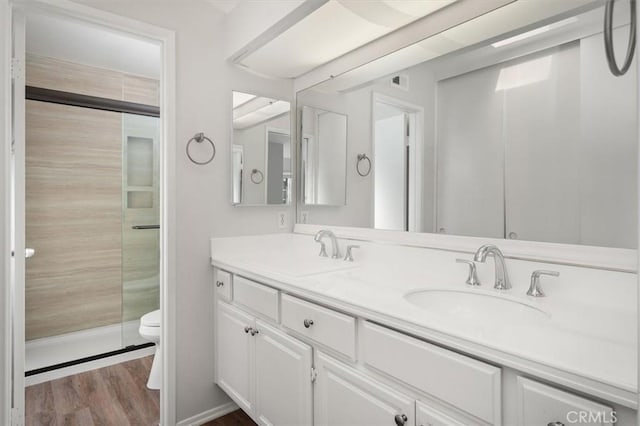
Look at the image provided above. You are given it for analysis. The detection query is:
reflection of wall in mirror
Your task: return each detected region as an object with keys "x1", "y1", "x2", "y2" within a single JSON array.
[
  {"x1": 436, "y1": 26, "x2": 636, "y2": 249},
  {"x1": 233, "y1": 114, "x2": 290, "y2": 205},
  {"x1": 297, "y1": 63, "x2": 435, "y2": 228},
  {"x1": 297, "y1": 21, "x2": 637, "y2": 249},
  {"x1": 301, "y1": 106, "x2": 347, "y2": 206}
]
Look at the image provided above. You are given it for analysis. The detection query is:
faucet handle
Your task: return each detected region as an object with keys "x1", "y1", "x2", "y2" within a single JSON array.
[
  {"x1": 344, "y1": 245, "x2": 360, "y2": 262},
  {"x1": 527, "y1": 270, "x2": 560, "y2": 297},
  {"x1": 456, "y1": 259, "x2": 480, "y2": 286},
  {"x1": 317, "y1": 241, "x2": 328, "y2": 257}
]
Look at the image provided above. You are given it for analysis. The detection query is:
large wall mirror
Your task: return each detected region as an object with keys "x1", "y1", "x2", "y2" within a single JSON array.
[
  {"x1": 296, "y1": 1, "x2": 637, "y2": 249},
  {"x1": 232, "y1": 91, "x2": 292, "y2": 206}
]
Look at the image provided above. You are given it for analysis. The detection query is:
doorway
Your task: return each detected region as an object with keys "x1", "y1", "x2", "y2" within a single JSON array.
[
  {"x1": 7, "y1": 3, "x2": 176, "y2": 425},
  {"x1": 372, "y1": 93, "x2": 424, "y2": 232}
]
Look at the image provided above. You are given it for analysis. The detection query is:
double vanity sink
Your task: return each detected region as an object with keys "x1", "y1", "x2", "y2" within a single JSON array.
[{"x1": 210, "y1": 231, "x2": 637, "y2": 425}]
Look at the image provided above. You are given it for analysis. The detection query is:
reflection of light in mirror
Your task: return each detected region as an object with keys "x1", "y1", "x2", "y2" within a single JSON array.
[
  {"x1": 233, "y1": 100, "x2": 290, "y2": 130},
  {"x1": 232, "y1": 91, "x2": 256, "y2": 108},
  {"x1": 338, "y1": 0, "x2": 456, "y2": 28},
  {"x1": 495, "y1": 55, "x2": 552, "y2": 92},
  {"x1": 491, "y1": 17, "x2": 578, "y2": 48}
]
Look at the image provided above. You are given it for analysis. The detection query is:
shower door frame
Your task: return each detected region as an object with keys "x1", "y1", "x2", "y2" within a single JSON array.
[{"x1": 2, "y1": 1, "x2": 177, "y2": 425}]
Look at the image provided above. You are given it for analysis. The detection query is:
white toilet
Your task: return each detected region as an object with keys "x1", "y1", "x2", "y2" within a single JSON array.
[{"x1": 139, "y1": 309, "x2": 161, "y2": 390}]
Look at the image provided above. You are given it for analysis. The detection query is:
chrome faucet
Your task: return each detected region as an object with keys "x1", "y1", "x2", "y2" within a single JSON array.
[
  {"x1": 314, "y1": 230, "x2": 341, "y2": 259},
  {"x1": 473, "y1": 244, "x2": 511, "y2": 290}
]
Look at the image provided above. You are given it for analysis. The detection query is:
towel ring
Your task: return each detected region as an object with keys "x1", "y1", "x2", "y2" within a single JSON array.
[
  {"x1": 251, "y1": 169, "x2": 264, "y2": 184},
  {"x1": 356, "y1": 153, "x2": 371, "y2": 177},
  {"x1": 186, "y1": 132, "x2": 216, "y2": 165},
  {"x1": 604, "y1": 0, "x2": 636, "y2": 76}
]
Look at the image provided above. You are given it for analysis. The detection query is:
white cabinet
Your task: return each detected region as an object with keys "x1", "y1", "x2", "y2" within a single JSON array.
[
  {"x1": 314, "y1": 351, "x2": 415, "y2": 426},
  {"x1": 216, "y1": 301, "x2": 254, "y2": 414},
  {"x1": 214, "y1": 269, "x2": 232, "y2": 301},
  {"x1": 517, "y1": 377, "x2": 615, "y2": 426},
  {"x1": 216, "y1": 301, "x2": 312, "y2": 426},
  {"x1": 254, "y1": 320, "x2": 312, "y2": 426}
]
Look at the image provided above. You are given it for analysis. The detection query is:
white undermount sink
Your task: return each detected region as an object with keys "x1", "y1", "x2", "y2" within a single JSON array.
[
  {"x1": 242, "y1": 254, "x2": 358, "y2": 277},
  {"x1": 404, "y1": 289, "x2": 550, "y2": 326}
]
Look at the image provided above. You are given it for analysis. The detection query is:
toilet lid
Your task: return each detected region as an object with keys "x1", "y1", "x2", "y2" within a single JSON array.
[{"x1": 141, "y1": 309, "x2": 161, "y2": 327}]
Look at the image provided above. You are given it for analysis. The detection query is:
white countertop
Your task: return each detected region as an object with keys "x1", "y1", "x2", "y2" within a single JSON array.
[{"x1": 210, "y1": 233, "x2": 638, "y2": 408}]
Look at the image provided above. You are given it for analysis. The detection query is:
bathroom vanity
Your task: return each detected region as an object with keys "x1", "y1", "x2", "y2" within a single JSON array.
[
  {"x1": 210, "y1": 231, "x2": 637, "y2": 426},
  {"x1": 217, "y1": 1, "x2": 640, "y2": 424}
]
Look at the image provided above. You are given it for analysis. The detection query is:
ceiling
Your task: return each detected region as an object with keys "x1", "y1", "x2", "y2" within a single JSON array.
[
  {"x1": 205, "y1": 0, "x2": 241, "y2": 14},
  {"x1": 233, "y1": 91, "x2": 290, "y2": 130},
  {"x1": 239, "y1": 0, "x2": 457, "y2": 78},
  {"x1": 26, "y1": 12, "x2": 161, "y2": 79}
]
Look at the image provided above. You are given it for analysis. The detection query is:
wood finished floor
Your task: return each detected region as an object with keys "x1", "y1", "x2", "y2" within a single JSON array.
[
  {"x1": 26, "y1": 355, "x2": 159, "y2": 426},
  {"x1": 202, "y1": 409, "x2": 256, "y2": 426}
]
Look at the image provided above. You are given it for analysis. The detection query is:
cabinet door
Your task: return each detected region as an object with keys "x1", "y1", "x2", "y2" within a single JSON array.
[
  {"x1": 314, "y1": 352, "x2": 414, "y2": 426},
  {"x1": 254, "y1": 320, "x2": 313, "y2": 426},
  {"x1": 517, "y1": 377, "x2": 615, "y2": 426},
  {"x1": 216, "y1": 301, "x2": 255, "y2": 414}
]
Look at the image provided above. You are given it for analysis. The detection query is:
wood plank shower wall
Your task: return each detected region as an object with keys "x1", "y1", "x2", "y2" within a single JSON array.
[{"x1": 25, "y1": 55, "x2": 158, "y2": 340}]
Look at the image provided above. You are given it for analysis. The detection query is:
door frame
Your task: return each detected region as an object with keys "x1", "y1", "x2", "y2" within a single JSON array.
[
  {"x1": 1, "y1": 1, "x2": 177, "y2": 425},
  {"x1": 371, "y1": 92, "x2": 424, "y2": 232}
]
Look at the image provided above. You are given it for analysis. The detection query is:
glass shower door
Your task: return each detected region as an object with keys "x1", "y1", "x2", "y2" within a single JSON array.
[{"x1": 121, "y1": 113, "x2": 160, "y2": 347}]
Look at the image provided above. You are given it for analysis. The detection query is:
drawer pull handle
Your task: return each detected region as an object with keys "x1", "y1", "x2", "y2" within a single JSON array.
[
  {"x1": 216, "y1": 280, "x2": 224, "y2": 287},
  {"x1": 303, "y1": 319, "x2": 314, "y2": 328},
  {"x1": 547, "y1": 423, "x2": 565, "y2": 426},
  {"x1": 250, "y1": 329, "x2": 260, "y2": 336},
  {"x1": 244, "y1": 326, "x2": 252, "y2": 334},
  {"x1": 394, "y1": 414, "x2": 408, "y2": 426}
]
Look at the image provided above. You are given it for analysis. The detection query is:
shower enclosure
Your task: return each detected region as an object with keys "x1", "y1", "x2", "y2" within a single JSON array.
[{"x1": 23, "y1": 54, "x2": 160, "y2": 373}]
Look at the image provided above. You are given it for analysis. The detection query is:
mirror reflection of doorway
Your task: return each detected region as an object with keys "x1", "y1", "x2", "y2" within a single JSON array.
[
  {"x1": 265, "y1": 129, "x2": 291, "y2": 205},
  {"x1": 373, "y1": 97, "x2": 422, "y2": 232}
]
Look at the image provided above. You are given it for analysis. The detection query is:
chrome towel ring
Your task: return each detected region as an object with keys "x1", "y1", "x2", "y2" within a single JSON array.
[
  {"x1": 604, "y1": 0, "x2": 637, "y2": 76},
  {"x1": 251, "y1": 169, "x2": 264, "y2": 184},
  {"x1": 186, "y1": 132, "x2": 216, "y2": 165},
  {"x1": 356, "y1": 153, "x2": 371, "y2": 177}
]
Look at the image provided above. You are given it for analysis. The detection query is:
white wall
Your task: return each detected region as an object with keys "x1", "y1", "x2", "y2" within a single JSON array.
[{"x1": 71, "y1": 1, "x2": 294, "y2": 422}]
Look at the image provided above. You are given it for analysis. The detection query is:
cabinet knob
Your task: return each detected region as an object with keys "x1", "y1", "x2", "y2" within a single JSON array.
[
  {"x1": 303, "y1": 319, "x2": 314, "y2": 328},
  {"x1": 547, "y1": 423, "x2": 565, "y2": 426},
  {"x1": 394, "y1": 414, "x2": 408, "y2": 426},
  {"x1": 216, "y1": 280, "x2": 224, "y2": 287},
  {"x1": 244, "y1": 326, "x2": 252, "y2": 334},
  {"x1": 250, "y1": 329, "x2": 260, "y2": 336}
]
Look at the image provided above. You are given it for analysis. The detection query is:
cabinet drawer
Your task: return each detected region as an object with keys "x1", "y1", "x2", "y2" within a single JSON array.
[
  {"x1": 517, "y1": 377, "x2": 614, "y2": 426},
  {"x1": 214, "y1": 269, "x2": 232, "y2": 301},
  {"x1": 416, "y1": 400, "x2": 472, "y2": 426},
  {"x1": 362, "y1": 321, "x2": 501, "y2": 425},
  {"x1": 281, "y1": 294, "x2": 356, "y2": 359},
  {"x1": 233, "y1": 276, "x2": 279, "y2": 321}
]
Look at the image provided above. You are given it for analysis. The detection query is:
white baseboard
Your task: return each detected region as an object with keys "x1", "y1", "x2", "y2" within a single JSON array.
[{"x1": 176, "y1": 401, "x2": 239, "y2": 426}]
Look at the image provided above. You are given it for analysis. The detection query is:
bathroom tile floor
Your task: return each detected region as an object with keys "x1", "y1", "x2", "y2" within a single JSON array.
[
  {"x1": 202, "y1": 409, "x2": 257, "y2": 426},
  {"x1": 25, "y1": 355, "x2": 159, "y2": 425}
]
